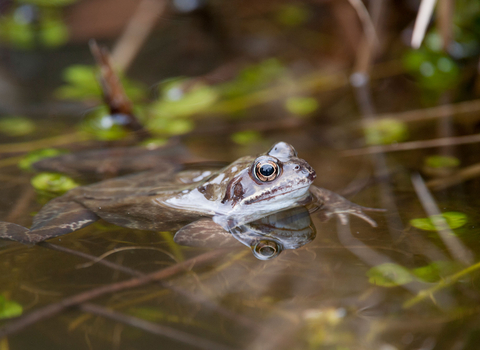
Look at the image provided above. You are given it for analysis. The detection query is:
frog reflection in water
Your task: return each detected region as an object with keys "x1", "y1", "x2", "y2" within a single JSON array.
[{"x1": 0, "y1": 142, "x2": 381, "y2": 259}]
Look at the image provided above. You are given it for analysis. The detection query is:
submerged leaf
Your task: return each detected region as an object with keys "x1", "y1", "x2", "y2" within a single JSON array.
[
  {"x1": 0, "y1": 295, "x2": 23, "y2": 319},
  {"x1": 412, "y1": 261, "x2": 462, "y2": 283},
  {"x1": 31, "y1": 172, "x2": 79, "y2": 194},
  {"x1": 410, "y1": 212, "x2": 468, "y2": 231},
  {"x1": 0, "y1": 116, "x2": 35, "y2": 136},
  {"x1": 367, "y1": 263, "x2": 413, "y2": 287}
]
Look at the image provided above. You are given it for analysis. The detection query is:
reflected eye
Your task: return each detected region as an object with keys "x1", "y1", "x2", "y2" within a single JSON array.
[
  {"x1": 252, "y1": 240, "x2": 282, "y2": 260},
  {"x1": 255, "y1": 160, "x2": 278, "y2": 182}
]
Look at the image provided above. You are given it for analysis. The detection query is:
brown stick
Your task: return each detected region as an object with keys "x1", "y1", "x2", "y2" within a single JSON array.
[{"x1": 0, "y1": 249, "x2": 226, "y2": 339}]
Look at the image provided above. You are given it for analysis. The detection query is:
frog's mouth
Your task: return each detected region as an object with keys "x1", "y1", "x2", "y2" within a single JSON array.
[{"x1": 245, "y1": 184, "x2": 310, "y2": 205}]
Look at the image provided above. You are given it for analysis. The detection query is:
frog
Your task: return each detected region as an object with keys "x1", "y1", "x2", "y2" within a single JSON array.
[{"x1": 0, "y1": 142, "x2": 382, "y2": 246}]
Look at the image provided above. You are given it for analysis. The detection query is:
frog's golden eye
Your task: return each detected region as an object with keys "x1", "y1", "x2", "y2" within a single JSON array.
[{"x1": 255, "y1": 160, "x2": 278, "y2": 182}]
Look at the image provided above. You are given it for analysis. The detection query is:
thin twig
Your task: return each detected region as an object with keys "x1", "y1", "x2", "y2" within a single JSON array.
[
  {"x1": 38, "y1": 242, "x2": 260, "y2": 331},
  {"x1": 0, "y1": 132, "x2": 90, "y2": 155},
  {"x1": 426, "y1": 162, "x2": 480, "y2": 190},
  {"x1": 112, "y1": 0, "x2": 168, "y2": 72},
  {"x1": 342, "y1": 132, "x2": 480, "y2": 157},
  {"x1": 348, "y1": 0, "x2": 379, "y2": 59},
  {"x1": 411, "y1": 0, "x2": 438, "y2": 49},
  {"x1": 0, "y1": 249, "x2": 226, "y2": 339},
  {"x1": 79, "y1": 303, "x2": 235, "y2": 350},
  {"x1": 404, "y1": 259, "x2": 480, "y2": 308},
  {"x1": 76, "y1": 246, "x2": 177, "y2": 269},
  {"x1": 356, "y1": 99, "x2": 480, "y2": 125}
]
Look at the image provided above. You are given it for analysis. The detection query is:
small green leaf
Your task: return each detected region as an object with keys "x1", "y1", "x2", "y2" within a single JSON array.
[
  {"x1": 364, "y1": 118, "x2": 408, "y2": 145},
  {"x1": 31, "y1": 172, "x2": 79, "y2": 194},
  {"x1": 140, "y1": 138, "x2": 168, "y2": 148},
  {"x1": 231, "y1": 130, "x2": 261, "y2": 145},
  {"x1": 367, "y1": 263, "x2": 413, "y2": 287},
  {"x1": 147, "y1": 118, "x2": 194, "y2": 136},
  {"x1": 410, "y1": 212, "x2": 468, "y2": 231},
  {"x1": 284, "y1": 97, "x2": 319, "y2": 116},
  {"x1": 0, "y1": 295, "x2": 23, "y2": 319},
  {"x1": 79, "y1": 108, "x2": 129, "y2": 141},
  {"x1": 0, "y1": 116, "x2": 35, "y2": 136},
  {"x1": 39, "y1": 15, "x2": 68, "y2": 47},
  {"x1": 19, "y1": 148, "x2": 67, "y2": 171},
  {"x1": 424, "y1": 155, "x2": 460, "y2": 169}
]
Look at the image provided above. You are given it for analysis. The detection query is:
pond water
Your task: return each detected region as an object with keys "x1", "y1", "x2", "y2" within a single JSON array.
[{"x1": 2, "y1": 1, "x2": 480, "y2": 350}]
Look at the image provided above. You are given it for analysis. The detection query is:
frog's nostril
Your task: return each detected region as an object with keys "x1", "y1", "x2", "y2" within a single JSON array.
[{"x1": 294, "y1": 165, "x2": 300, "y2": 170}]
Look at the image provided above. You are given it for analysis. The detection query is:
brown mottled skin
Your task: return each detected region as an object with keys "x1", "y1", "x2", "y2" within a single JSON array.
[{"x1": 0, "y1": 142, "x2": 382, "y2": 245}]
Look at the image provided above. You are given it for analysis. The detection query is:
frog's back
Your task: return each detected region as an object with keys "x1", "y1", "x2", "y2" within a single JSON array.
[{"x1": 70, "y1": 170, "x2": 208, "y2": 231}]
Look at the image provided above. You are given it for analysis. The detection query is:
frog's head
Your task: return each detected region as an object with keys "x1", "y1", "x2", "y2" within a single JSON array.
[{"x1": 215, "y1": 142, "x2": 316, "y2": 229}]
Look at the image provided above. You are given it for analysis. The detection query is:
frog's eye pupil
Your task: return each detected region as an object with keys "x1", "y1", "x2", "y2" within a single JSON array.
[
  {"x1": 260, "y1": 164, "x2": 274, "y2": 177},
  {"x1": 255, "y1": 160, "x2": 278, "y2": 182}
]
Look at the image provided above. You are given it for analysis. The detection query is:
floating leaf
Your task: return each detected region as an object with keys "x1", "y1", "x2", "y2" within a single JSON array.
[
  {"x1": 0, "y1": 295, "x2": 23, "y2": 319},
  {"x1": 19, "y1": 148, "x2": 67, "y2": 171},
  {"x1": 424, "y1": 155, "x2": 460, "y2": 169},
  {"x1": 410, "y1": 212, "x2": 468, "y2": 231},
  {"x1": 150, "y1": 80, "x2": 218, "y2": 119},
  {"x1": 0, "y1": 116, "x2": 35, "y2": 136},
  {"x1": 367, "y1": 263, "x2": 413, "y2": 287},
  {"x1": 31, "y1": 172, "x2": 79, "y2": 194},
  {"x1": 147, "y1": 117, "x2": 194, "y2": 136},
  {"x1": 140, "y1": 138, "x2": 168, "y2": 148},
  {"x1": 364, "y1": 118, "x2": 408, "y2": 145},
  {"x1": 231, "y1": 130, "x2": 261, "y2": 145},
  {"x1": 79, "y1": 108, "x2": 129, "y2": 141},
  {"x1": 285, "y1": 97, "x2": 319, "y2": 116}
]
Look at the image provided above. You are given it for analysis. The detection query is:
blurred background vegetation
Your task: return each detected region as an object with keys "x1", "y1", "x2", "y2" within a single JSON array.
[{"x1": 3, "y1": 1, "x2": 480, "y2": 350}]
